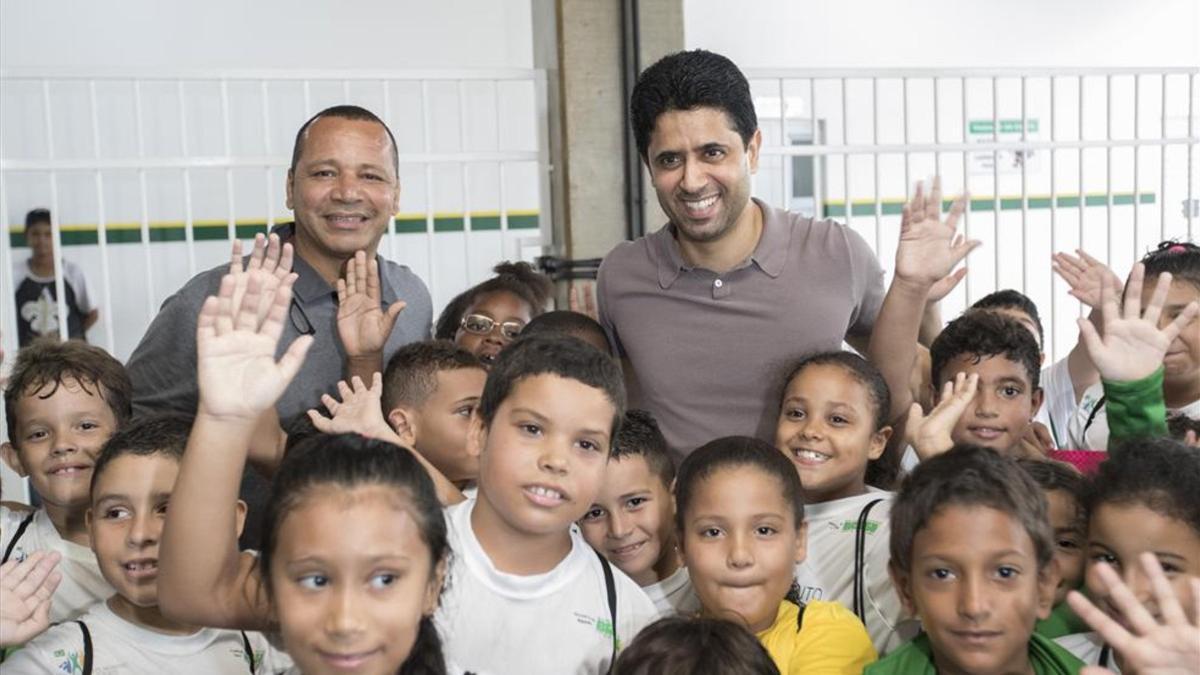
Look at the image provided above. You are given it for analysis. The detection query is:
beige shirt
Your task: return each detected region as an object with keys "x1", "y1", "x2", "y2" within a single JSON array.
[{"x1": 597, "y1": 199, "x2": 885, "y2": 460}]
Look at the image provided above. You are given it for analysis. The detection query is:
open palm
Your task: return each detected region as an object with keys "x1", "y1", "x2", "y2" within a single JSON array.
[
  {"x1": 894, "y1": 178, "x2": 977, "y2": 287},
  {"x1": 336, "y1": 251, "x2": 405, "y2": 358}
]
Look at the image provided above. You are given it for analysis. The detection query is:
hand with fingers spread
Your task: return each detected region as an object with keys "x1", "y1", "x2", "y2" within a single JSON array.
[
  {"x1": 905, "y1": 372, "x2": 980, "y2": 461},
  {"x1": 307, "y1": 373, "x2": 395, "y2": 441},
  {"x1": 894, "y1": 178, "x2": 978, "y2": 290},
  {"x1": 1078, "y1": 264, "x2": 1200, "y2": 384},
  {"x1": 1068, "y1": 553, "x2": 1200, "y2": 675},
  {"x1": 196, "y1": 272, "x2": 313, "y2": 423},
  {"x1": 1052, "y1": 249, "x2": 1122, "y2": 310},
  {"x1": 227, "y1": 232, "x2": 295, "y2": 330},
  {"x1": 0, "y1": 550, "x2": 63, "y2": 647},
  {"x1": 568, "y1": 281, "x2": 598, "y2": 321},
  {"x1": 336, "y1": 250, "x2": 407, "y2": 361}
]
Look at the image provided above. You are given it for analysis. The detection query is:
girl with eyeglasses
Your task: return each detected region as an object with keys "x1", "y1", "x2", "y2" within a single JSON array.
[{"x1": 433, "y1": 261, "x2": 553, "y2": 368}]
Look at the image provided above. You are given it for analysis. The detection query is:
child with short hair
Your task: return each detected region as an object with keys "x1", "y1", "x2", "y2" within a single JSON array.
[
  {"x1": 1016, "y1": 459, "x2": 1088, "y2": 639},
  {"x1": 580, "y1": 409, "x2": 698, "y2": 615},
  {"x1": 869, "y1": 445, "x2": 1083, "y2": 674},
  {"x1": 5, "y1": 414, "x2": 288, "y2": 673},
  {"x1": 158, "y1": 275, "x2": 658, "y2": 674},
  {"x1": 612, "y1": 616, "x2": 781, "y2": 675},
  {"x1": 1, "y1": 340, "x2": 131, "y2": 622},
  {"x1": 380, "y1": 340, "x2": 486, "y2": 489},
  {"x1": 1067, "y1": 240, "x2": 1200, "y2": 450},
  {"x1": 434, "y1": 261, "x2": 554, "y2": 368},
  {"x1": 522, "y1": 310, "x2": 612, "y2": 355},
  {"x1": 774, "y1": 351, "x2": 917, "y2": 655},
  {"x1": 675, "y1": 435, "x2": 877, "y2": 674}
]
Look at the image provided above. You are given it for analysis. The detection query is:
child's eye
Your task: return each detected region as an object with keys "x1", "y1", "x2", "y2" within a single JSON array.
[
  {"x1": 1090, "y1": 552, "x2": 1119, "y2": 568},
  {"x1": 103, "y1": 507, "x2": 130, "y2": 520},
  {"x1": 368, "y1": 573, "x2": 398, "y2": 589},
  {"x1": 298, "y1": 574, "x2": 330, "y2": 590},
  {"x1": 699, "y1": 527, "x2": 723, "y2": 538},
  {"x1": 996, "y1": 565, "x2": 1020, "y2": 579},
  {"x1": 576, "y1": 439, "x2": 602, "y2": 453},
  {"x1": 454, "y1": 406, "x2": 474, "y2": 418},
  {"x1": 25, "y1": 430, "x2": 48, "y2": 442},
  {"x1": 519, "y1": 423, "x2": 543, "y2": 437},
  {"x1": 625, "y1": 497, "x2": 648, "y2": 509},
  {"x1": 829, "y1": 415, "x2": 849, "y2": 426},
  {"x1": 929, "y1": 568, "x2": 955, "y2": 580},
  {"x1": 582, "y1": 506, "x2": 605, "y2": 521},
  {"x1": 755, "y1": 526, "x2": 777, "y2": 536},
  {"x1": 1056, "y1": 538, "x2": 1080, "y2": 550},
  {"x1": 1000, "y1": 386, "x2": 1022, "y2": 398},
  {"x1": 1157, "y1": 559, "x2": 1183, "y2": 575},
  {"x1": 785, "y1": 408, "x2": 806, "y2": 421}
]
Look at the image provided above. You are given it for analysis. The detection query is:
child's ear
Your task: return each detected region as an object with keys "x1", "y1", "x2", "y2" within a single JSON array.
[
  {"x1": 889, "y1": 561, "x2": 917, "y2": 615},
  {"x1": 386, "y1": 407, "x2": 419, "y2": 448},
  {"x1": 1, "y1": 442, "x2": 28, "y2": 477},
  {"x1": 868, "y1": 426, "x2": 893, "y2": 461},
  {"x1": 1036, "y1": 559, "x2": 1060, "y2": 620},
  {"x1": 233, "y1": 500, "x2": 248, "y2": 539},
  {"x1": 466, "y1": 410, "x2": 487, "y2": 459},
  {"x1": 793, "y1": 519, "x2": 808, "y2": 566},
  {"x1": 1030, "y1": 387, "x2": 1045, "y2": 418},
  {"x1": 423, "y1": 556, "x2": 448, "y2": 616}
]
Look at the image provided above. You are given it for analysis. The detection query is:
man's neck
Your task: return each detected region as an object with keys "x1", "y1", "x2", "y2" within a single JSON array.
[
  {"x1": 290, "y1": 227, "x2": 370, "y2": 287},
  {"x1": 675, "y1": 200, "x2": 764, "y2": 274},
  {"x1": 469, "y1": 491, "x2": 572, "y2": 576},
  {"x1": 106, "y1": 595, "x2": 198, "y2": 636},
  {"x1": 43, "y1": 502, "x2": 90, "y2": 546}
]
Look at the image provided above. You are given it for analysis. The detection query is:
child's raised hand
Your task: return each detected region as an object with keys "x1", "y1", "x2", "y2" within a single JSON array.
[
  {"x1": 228, "y1": 232, "x2": 295, "y2": 330},
  {"x1": 307, "y1": 372, "x2": 395, "y2": 441},
  {"x1": 569, "y1": 281, "x2": 599, "y2": 320},
  {"x1": 1068, "y1": 553, "x2": 1200, "y2": 675},
  {"x1": 1052, "y1": 249, "x2": 1121, "y2": 310},
  {"x1": 336, "y1": 251, "x2": 406, "y2": 361},
  {"x1": 894, "y1": 178, "x2": 978, "y2": 290},
  {"x1": 1078, "y1": 264, "x2": 1200, "y2": 384},
  {"x1": 0, "y1": 550, "x2": 62, "y2": 648},
  {"x1": 905, "y1": 372, "x2": 979, "y2": 461},
  {"x1": 196, "y1": 272, "x2": 313, "y2": 423}
]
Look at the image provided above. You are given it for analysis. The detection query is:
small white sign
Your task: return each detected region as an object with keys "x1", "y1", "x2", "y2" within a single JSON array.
[{"x1": 969, "y1": 119, "x2": 1040, "y2": 175}]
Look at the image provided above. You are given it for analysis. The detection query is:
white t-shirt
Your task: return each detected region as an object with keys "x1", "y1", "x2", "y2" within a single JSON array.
[
  {"x1": 1036, "y1": 355, "x2": 1078, "y2": 449},
  {"x1": 3, "y1": 600, "x2": 291, "y2": 674},
  {"x1": 642, "y1": 565, "x2": 701, "y2": 616},
  {"x1": 0, "y1": 506, "x2": 113, "y2": 623},
  {"x1": 435, "y1": 498, "x2": 659, "y2": 675},
  {"x1": 12, "y1": 259, "x2": 93, "y2": 312},
  {"x1": 1066, "y1": 382, "x2": 1200, "y2": 451},
  {"x1": 1056, "y1": 632, "x2": 1118, "y2": 672},
  {"x1": 791, "y1": 490, "x2": 918, "y2": 655}
]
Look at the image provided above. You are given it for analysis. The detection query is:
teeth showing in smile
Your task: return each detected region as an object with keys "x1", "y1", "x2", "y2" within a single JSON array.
[
  {"x1": 51, "y1": 466, "x2": 87, "y2": 476},
  {"x1": 792, "y1": 449, "x2": 830, "y2": 463},
  {"x1": 527, "y1": 486, "x2": 563, "y2": 501},
  {"x1": 123, "y1": 561, "x2": 156, "y2": 572},
  {"x1": 683, "y1": 195, "x2": 718, "y2": 213}
]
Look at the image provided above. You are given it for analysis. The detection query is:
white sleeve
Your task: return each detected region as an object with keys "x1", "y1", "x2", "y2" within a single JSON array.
[
  {"x1": 2, "y1": 624, "x2": 83, "y2": 674},
  {"x1": 1038, "y1": 356, "x2": 1078, "y2": 448},
  {"x1": 63, "y1": 261, "x2": 93, "y2": 313}
]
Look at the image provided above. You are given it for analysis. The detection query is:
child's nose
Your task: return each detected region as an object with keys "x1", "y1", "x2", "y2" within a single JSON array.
[
  {"x1": 956, "y1": 575, "x2": 991, "y2": 619},
  {"x1": 325, "y1": 587, "x2": 367, "y2": 638},
  {"x1": 607, "y1": 511, "x2": 633, "y2": 539},
  {"x1": 727, "y1": 532, "x2": 754, "y2": 569}
]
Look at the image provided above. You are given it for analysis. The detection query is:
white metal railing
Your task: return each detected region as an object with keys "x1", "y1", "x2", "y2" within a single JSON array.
[
  {"x1": 0, "y1": 68, "x2": 552, "y2": 364},
  {"x1": 747, "y1": 66, "x2": 1198, "y2": 363}
]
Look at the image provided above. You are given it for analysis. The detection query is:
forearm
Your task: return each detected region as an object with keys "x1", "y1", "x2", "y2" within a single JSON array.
[
  {"x1": 83, "y1": 310, "x2": 99, "y2": 331},
  {"x1": 867, "y1": 279, "x2": 929, "y2": 420},
  {"x1": 159, "y1": 412, "x2": 270, "y2": 628},
  {"x1": 917, "y1": 301, "x2": 943, "y2": 347},
  {"x1": 345, "y1": 354, "x2": 383, "y2": 384},
  {"x1": 1104, "y1": 367, "x2": 1169, "y2": 449},
  {"x1": 246, "y1": 408, "x2": 287, "y2": 479}
]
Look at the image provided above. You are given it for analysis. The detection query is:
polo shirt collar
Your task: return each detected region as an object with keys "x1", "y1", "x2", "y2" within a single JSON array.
[
  {"x1": 653, "y1": 198, "x2": 789, "y2": 288},
  {"x1": 270, "y1": 222, "x2": 400, "y2": 305}
]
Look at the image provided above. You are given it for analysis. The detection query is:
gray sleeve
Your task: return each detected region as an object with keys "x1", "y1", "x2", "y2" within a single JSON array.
[
  {"x1": 594, "y1": 258, "x2": 625, "y2": 358},
  {"x1": 844, "y1": 226, "x2": 885, "y2": 338},
  {"x1": 125, "y1": 269, "x2": 221, "y2": 417}
]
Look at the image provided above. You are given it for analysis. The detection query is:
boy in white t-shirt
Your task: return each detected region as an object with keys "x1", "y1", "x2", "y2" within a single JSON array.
[
  {"x1": 434, "y1": 335, "x2": 659, "y2": 674},
  {"x1": 5, "y1": 414, "x2": 288, "y2": 673},
  {"x1": 579, "y1": 409, "x2": 700, "y2": 616},
  {"x1": 1, "y1": 340, "x2": 131, "y2": 624}
]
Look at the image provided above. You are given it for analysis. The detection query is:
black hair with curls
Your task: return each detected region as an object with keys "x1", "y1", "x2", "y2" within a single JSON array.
[{"x1": 434, "y1": 261, "x2": 555, "y2": 341}]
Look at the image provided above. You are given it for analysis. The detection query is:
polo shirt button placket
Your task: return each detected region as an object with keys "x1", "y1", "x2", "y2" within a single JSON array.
[{"x1": 713, "y1": 278, "x2": 730, "y2": 299}]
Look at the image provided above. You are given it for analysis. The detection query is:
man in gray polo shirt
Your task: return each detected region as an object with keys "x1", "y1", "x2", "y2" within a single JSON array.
[
  {"x1": 597, "y1": 50, "x2": 884, "y2": 462},
  {"x1": 127, "y1": 105, "x2": 432, "y2": 542}
]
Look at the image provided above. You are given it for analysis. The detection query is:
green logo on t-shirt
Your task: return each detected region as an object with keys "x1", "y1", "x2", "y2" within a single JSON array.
[{"x1": 840, "y1": 519, "x2": 880, "y2": 533}]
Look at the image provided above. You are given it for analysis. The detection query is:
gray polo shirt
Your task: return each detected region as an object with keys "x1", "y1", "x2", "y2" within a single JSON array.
[
  {"x1": 127, "y1": 223, "x2": 433, "y2": 422},
  {"x1": 596, "y1": 199, "x2": 884, "y2": 462}
]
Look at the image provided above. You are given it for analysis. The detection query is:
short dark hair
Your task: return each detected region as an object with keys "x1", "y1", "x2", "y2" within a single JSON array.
[
  {"x1": 971, "y1": 289, "x2": 1044, "y2": 348},
  {"x1": 522, "y1": 311, "x2": 608, "y2": 351},
  {"x1": 477, "y1": 334, "x2": 626, "y2": 444},
  {"x1": 381, "y1": 340, "x2": 484, "y2": 413},
  {"x1": 90, "y1": 414, "x2": 193, "y2": 497},
  {"x1": 611, "y1": 409, "x2": 674, "y2": 488},
  {"x1": 289, "y1": 105, "x2": 399, "y2": 175},
  {"x1": 5, "y1": 339, "x2": 132, "y2": 445},
  {"x1": 630, "y1": 49, "x2": 758, "y2": 161},
  {"x1": 1085, "y1": 437, "x2": 1200, "y2": 538},
  {"x1": 674, "y1": 436, "x2": 804, "y2": 533},
  {"x1": 1016, "y1": 458, "x2": 1084, "y2": 505},
  {"x1": 612, "y1": 616, "x2": 781, "y2": 675},
  {"x1": 1140, "y1": 239, "x2": 1200, "y2": 293},
  {"x1": 930, "y1": 311, "x2": 1041, "y2": 389},
  {"x1": 24, "y1": 208, "x2": 51, "y2": 229},
  {"x1": 434, "y1": 261, "x2": 555, "y2": 341},
  {"x1": 890, "y1": 445, "x2": 1054, "y2": 575}
]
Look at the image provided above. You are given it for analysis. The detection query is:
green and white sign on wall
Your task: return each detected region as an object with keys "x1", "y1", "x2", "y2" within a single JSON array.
[{"x1": 968, "y1": 119, "x2": 1040, "y2": 175}]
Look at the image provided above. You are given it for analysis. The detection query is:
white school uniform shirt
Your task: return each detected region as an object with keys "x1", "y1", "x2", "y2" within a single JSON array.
[
  {"x1": 1066, "y1": 382, "x2": 1200, "y2": 451},
  {"x1": 3, "y1": 600, "x2": 291, "y2": 674},
  {"x1": 1036, "y1": 355, "x2": 1079, "y2": 449},
  {"x1": 642, "y1": 565, "x2": 701, "y2": 616},
  {"x1": 435, "y1": 497, "x2": 659, "y2": 675},
  {"x1": 0, "y1": 506, "x2": 113, "y2": 623},
  {"x1": 1056, "y1": 632, "x2": 1118, "y2": 672},
  {"x1": 791, "y1": 490, "x2": 918, "y2": 655}
]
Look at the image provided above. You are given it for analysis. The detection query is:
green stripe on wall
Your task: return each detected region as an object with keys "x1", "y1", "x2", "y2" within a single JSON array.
[
  {"x1": 822, "y1": 192, "x2": 1155, "y2": 218},
  {"x1": 8, "y1": 213, "x2": 539, "y2": 247}
]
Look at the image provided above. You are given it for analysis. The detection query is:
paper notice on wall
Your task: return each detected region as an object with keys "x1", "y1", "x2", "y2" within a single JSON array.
[{"x1": 969, "y1": 119, "x2": 1040, "y2": 175}]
